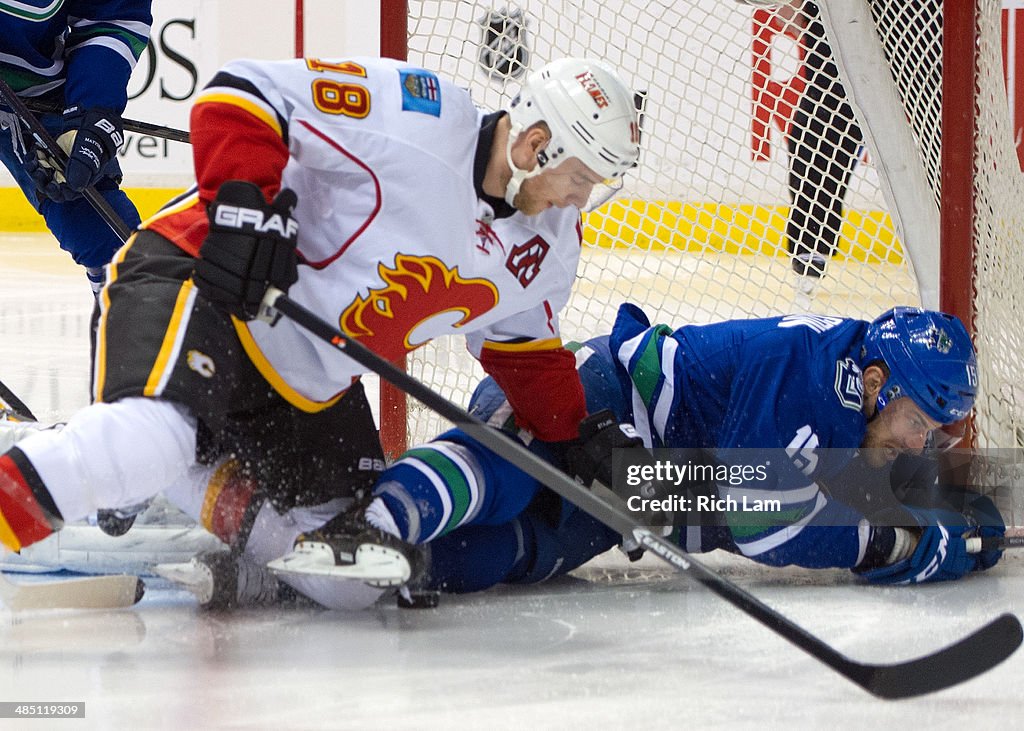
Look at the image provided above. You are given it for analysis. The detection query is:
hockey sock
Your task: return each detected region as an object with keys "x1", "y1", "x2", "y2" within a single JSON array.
[
  {"x1": 86, "y1": 266, "x2": 105, "y2": 296},
  {"x1": 371, "y1": 443, "x2": 482, "y2": 544},
  {"x1": 0, "y1": 449, "x2": 63, "y2": 551},
  {"x1": 199, "y1": 459, "x2": 261, "y2": 547}
]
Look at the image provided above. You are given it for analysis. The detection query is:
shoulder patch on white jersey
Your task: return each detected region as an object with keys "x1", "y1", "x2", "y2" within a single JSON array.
[
  {"x1": 505, "y1": 235, "x2": 550, "y2": 287},
  {"x1": 400, "y1": 70, "x2": 441, "y2": 116}
]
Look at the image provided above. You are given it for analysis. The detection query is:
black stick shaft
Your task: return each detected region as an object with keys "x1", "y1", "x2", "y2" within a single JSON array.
[
  {"x1": 0, "y1": 379, "x2": 36, "y2": 421},
  {"x1": 22, "y1": 98, "x2": 190, "y2": 144},
  {"x1": 263, "y1": 286, "x2": 1021, "y2": 699},
  {"x1": 968, "y1": 534, "x2": 1024, "y2": 552}
]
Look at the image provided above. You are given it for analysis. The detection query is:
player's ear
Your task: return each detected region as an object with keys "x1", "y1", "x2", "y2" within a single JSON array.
[
  {"x1": 862, "y1": 364, "x2": 887, "y2": 410},
  {"x1": 524, "y1": 121, "x2": 551, "y2": 155}
]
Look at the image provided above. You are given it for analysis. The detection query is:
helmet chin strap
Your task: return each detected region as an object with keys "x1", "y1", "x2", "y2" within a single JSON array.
[{"x1": 503, "y1": 123, "x2": 544, "y2": 207}]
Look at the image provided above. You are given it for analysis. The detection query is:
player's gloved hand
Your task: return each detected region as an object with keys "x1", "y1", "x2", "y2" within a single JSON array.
[
  {"x1": 562, "y1": 409, "x2": 643, "y2": 488},
  {"x1": 856, "y1": 501, "x2": 1004, "y2": 585},
  {"x1": 26, "y1": 107, "x2": 125, "y2": 201},
  {"x1": 194, "y1": 181, "x2": 299, "y2": 321},
  {"x1": 560, "y1": 410, "x2": 675, "y2": 559},
  {"x1": 960, "y1": 491, "x2": 1006, "y2": 571}
]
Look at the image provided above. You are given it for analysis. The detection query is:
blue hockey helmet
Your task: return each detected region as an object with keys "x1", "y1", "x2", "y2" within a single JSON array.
[{"x1": 860, "y1": 307, "x2": 977, "y2": 424}]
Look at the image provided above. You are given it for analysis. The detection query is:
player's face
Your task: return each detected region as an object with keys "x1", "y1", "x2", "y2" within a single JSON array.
[
  {"x1": 860, "y1": 396, "x2": 942, "y2": 467},
  {"x1": 515, "y1": 158, "x2": 603, "y2": 215}
]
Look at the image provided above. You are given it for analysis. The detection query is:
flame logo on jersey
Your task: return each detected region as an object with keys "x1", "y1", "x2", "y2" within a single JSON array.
[{"x1": 340, "y1": 254, "x2": 499, "y2": 360}]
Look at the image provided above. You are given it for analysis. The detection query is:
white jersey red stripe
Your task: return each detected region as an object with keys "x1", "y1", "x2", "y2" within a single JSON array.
[{"x1": 143, "y1": 56, "x2": 586, "y2": 437}]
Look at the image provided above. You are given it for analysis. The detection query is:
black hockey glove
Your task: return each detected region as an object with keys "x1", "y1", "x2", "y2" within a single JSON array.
[
  {"x1": 563, "y1": 409, "x2": 643, "y2": 488},
  {"x1": 194, "y1": 181, "x2": 299, "y2": 321},
  {"x1": 27, "y1": 107, "x2": 125, "y2": 201},
  {"x1": 562, "y1": 409, "x2": 675, "y2": 562}
]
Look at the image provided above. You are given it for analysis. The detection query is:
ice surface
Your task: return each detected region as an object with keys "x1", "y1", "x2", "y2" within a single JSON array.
[{"x1": 1, "y1": 234, "x2": 1022, "y2": 730}]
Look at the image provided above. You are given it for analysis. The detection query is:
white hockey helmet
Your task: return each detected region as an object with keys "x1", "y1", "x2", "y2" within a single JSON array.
[{"x1": 504, "y1": 57, "x2": 641, "y2": 208}]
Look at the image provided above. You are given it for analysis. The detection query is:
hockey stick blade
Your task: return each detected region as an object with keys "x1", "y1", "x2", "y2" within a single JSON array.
[
  {"x1": 0, "y1": 570, "x2": 144, "y2": 611},
  {"x1": 848, "y1": 613, "x2": 1022, "y2": 699},
  {"x1": 634, "y1": 527, "x2": 1022, "y2": 699},
  {"x1": 262, "y1": 287, "x2": 1023, "y2": 699}
]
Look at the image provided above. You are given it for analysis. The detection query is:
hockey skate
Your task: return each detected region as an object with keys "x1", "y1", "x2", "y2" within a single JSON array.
[
  {"x1": 96, "y1": 500, "x2": 152, "y2": 537},
  {"x1": 154, "y1": 550, "x2": 296, "y2": 610},
  {"x1": 267, "y1": 496, "x2": 433, "y2": 610},
  {"x1": 790, "y1": 252, "x2": 826, "y2": 312}
]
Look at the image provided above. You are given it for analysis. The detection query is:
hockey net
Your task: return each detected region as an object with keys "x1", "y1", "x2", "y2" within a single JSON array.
[{"x1": 384, "y1": 1, "x2": 1023, "y2": 518}]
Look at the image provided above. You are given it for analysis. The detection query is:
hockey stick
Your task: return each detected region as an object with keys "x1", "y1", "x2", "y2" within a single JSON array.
[
  {"x1": 0, "y1": 377, "x2": 36, "y2": 421},
  {"x1": 0, "y1": 366, "x2": 145, "y2": 609},
  {"x1": 22, "y1": 98, "x2": 191, "y2": 145},
  {"x1": 261, "y1": 286, "x2": 1022, "y2": 700},
  {"x1": 0, "y1": 571, "x2": 143, "y2": 611},
  {"x1": 967, "y1": 532, "x2": 1024, "y2": 553},
  {"x1": 0, "y1": 78, "x2": 134, "y2": 243}
]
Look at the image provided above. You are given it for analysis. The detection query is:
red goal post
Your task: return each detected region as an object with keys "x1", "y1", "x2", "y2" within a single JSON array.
[{"x1": 379, "y1": 0, "x2": 412, "y2": 460}]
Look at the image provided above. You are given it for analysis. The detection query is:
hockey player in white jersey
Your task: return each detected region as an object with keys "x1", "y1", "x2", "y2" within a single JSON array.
[{"x1": 0, "y1": 56, "x2": 643, "y2": 571}]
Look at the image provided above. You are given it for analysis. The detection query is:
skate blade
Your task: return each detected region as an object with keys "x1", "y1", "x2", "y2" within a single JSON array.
[
  {"x1": 274, "y1": 572, "x2": 387, "y2": 611},
  {"x1": 152, "y1": 560, "x2": 213, "y2": 605},
  {"x1": 268, "y1": 541, "x2": 410, "y2": 586}
]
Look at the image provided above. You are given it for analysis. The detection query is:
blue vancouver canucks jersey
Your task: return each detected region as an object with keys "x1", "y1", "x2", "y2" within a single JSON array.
[
  {"x1": 0, "y1": 0, "x2": 151, "y2": 111},
  {"x1": 609, "y1": 302, "x2": 875, "y2": 568}
]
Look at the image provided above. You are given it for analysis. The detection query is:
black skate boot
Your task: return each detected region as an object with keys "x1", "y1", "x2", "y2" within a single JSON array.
[
  {"x1": 96, "y1": 503, "x2": 148, "y2": 537},
  {"x1": 155, "y1": 550, "x2": 296, "y2": 610}
]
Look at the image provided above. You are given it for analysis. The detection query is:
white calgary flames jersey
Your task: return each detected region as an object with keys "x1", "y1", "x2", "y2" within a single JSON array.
[{"x1": 148, "y1": 57, "x2": 582, "y2": 410}]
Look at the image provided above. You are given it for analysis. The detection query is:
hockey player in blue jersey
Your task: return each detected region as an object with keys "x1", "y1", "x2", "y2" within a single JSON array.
[
  {"x1": 0, "y1": 1, "x2": 151, "y2": 293},
  {"x1": 259, "y1": 301, "x2": 1003, "y2": 608}
]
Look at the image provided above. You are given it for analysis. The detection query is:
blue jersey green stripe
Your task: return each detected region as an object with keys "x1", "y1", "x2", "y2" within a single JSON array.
[
  {"x1": 405, "y1": 447, "x2": 473, "y2": 535},
  {"x1": 627, "y1": 323, "x2": 673, "y2": 407},
  {"x1": 0, "y1": 1, "x2": 64, "y2": 22}
]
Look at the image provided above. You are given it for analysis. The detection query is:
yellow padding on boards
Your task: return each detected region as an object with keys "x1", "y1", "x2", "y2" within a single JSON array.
[
  {"x1": 0, "y1": 190, "x2": 905, "y2": 266},
  {"x1": 583, "y1": 200, "x2": 904, "y2": 265},
  {"x1": 0, "y1": 188, "x2": 184, "y2": 232}
]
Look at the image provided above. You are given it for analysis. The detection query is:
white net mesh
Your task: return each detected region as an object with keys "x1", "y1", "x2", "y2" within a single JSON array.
[
  {"x1": 867, "y1": 0, "x2": 1024, "y2": 450},
  {"x1": 400, "y1": 0, "x2": 921, "y2": 446},
  {"x1": 971, "y1": 1, "x2": 1024, "y2": 450}
]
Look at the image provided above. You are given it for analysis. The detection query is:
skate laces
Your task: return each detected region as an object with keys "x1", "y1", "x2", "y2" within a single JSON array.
[{"x1": 364, "y1": 497, "x2": 402, "y2": 539}]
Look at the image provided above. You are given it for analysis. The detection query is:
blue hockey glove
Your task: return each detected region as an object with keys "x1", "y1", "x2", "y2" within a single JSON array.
[
  {"x1": 194, "y1": 181, "x2": 299, "y2": 321},
  {"x1": 857, "y1": 500, "x2": 1005, "y2": 585},
  {"x1": 27, "y1": 107, "x2": 125, "y2": 201},
  {"x1": 942, "y1": 490, "x2": 1005, "y2": 571}
]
